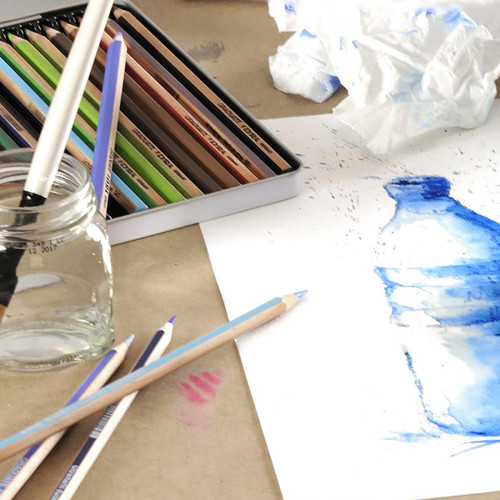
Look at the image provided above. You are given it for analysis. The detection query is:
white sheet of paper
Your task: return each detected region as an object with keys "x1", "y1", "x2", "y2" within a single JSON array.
[{"x1": 200, "y1": 103, "x2": 500, "y2": 500}]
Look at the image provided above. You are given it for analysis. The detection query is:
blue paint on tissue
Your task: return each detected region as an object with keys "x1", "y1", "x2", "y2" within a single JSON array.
[
  {"x1": 442, "y1": 7, "x2": 475, "y2": 29},
  {"x1": 375, "y1": 176, "x2": 500, "y2": 436},
  {"x1": 299, "y1": 29, "x2": 317, "y2": 39},
  {"x1": 415, "y1": 7, "x2": 436, "y2": 17},
  {"x1": 284, "y1": 1, "x2": 296, "y2": 14}
]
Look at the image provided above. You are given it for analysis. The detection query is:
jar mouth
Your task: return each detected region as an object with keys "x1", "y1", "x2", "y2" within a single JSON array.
[
  {"x1": 0, "y1": 149, "x2": 96, "y2": 241},
  {"x1": 0, "y1": 149, "x2": 91, "y2": 215}
]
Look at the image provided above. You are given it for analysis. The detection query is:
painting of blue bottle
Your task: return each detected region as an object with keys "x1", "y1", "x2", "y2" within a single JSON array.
[{"x1": 375, "y1": 176, "x2": 500, "y2": 436}]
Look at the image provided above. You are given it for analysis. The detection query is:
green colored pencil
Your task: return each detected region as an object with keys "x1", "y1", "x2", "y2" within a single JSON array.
[
  {"x1": 0, "y1": 124, "x2": 18, "y2": 150},
  {"x1": 9, "y1": 33, "x2": 185, "y2": 204}
]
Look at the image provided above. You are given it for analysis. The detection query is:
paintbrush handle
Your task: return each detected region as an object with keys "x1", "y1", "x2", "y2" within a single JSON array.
[{"x1": 24, "y1": 0, "x2": 114, "y2": 199}]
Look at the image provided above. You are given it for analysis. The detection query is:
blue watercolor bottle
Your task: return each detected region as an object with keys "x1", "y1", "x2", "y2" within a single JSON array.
[{"x1": 375, "y1": 176, "x2": 500, "y2": 436}]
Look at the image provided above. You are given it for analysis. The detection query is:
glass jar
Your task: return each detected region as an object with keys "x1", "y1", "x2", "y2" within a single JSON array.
[{"x1": 0, "y1": 149, "x2": 114, "y2": 371}]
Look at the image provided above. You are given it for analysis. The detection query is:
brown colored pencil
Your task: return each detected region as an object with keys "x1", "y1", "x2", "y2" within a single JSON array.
[
  {"x1": 44, "y1": 26, "x2": 107, "y2": 98},
  {"x1": 57, "y1": 23, "x2": 223, "y2": 194},
  {"x1": 114, "y1": 8, "x2": 292, "y2": 173},
  {"x1": 99, "y1": 28, "x2": 259, "y2": 185},
  {"x1": 26, "y1": 29, "x2": 104, "y2": 109},
  {"x1": 62, "y1": 21, "x2": 241, "y2": 189},
  {"x1": 39, "y1": 28, "x2": 203, "y2": 199},
  {"x1": 105, "y1": 19, "x2": 275, "y2": 180},
  {"x1": 0, "y1": 93, "x2": 38, "y2": 148}
]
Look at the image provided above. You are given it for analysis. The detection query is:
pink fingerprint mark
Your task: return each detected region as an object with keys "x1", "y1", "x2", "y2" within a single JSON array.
[{"x1": 176, "y1": 370, "x2": 223, "y2": 404}]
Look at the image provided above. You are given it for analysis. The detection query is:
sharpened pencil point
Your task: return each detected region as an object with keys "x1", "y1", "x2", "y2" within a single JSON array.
[
  {"x1": 169, "y1": 315, "x2": 177, "y2": 325},
  {"x1": 294, "y1": 290, "x2": 308, "y2": 299},
  {"x1": 124, "y1": 334, "x2": 135, "y2": 346}
]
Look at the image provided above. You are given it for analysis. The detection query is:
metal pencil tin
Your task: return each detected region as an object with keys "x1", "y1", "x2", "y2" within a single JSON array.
[{"x1": 0, "y1": 0, "x2": 302, "y2": 245}]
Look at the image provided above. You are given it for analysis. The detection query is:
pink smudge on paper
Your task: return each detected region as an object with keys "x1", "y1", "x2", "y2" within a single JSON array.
[{"x1": 176, "y1": 370, "x2": 223, "y2": 404}]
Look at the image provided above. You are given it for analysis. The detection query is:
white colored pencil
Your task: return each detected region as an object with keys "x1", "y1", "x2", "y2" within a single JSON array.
[
  {"x1": 0, "y1": 335, "x2": 134, "y2": 500},
  {"x1": 50, "y1": 318, "x2": 176, "y2": 499}
]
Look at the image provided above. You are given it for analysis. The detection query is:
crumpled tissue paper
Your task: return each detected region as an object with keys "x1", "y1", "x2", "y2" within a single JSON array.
[
  {"x1": 269, "y1": 29, "x2": 341, "y2": 103},
  {"x1": 268, "y1": 2, "x2": 500, "y2": 154}
]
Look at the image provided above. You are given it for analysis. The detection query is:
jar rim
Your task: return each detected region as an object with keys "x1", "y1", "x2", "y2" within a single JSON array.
[{"x1": 0, "y1": 149, "x2": 91, "y2": 214}]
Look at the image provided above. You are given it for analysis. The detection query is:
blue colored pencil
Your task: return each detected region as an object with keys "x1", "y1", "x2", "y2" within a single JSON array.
[
  {"x1": 0, "y1": 57, "x2": 147, "y2": 213},
  {"x1": 50, "y1": 317, "x2": 176, "y2": 499},
  {"x1": 92, "y1": 32, "x2": 127, "y2": 217},
  {"x1": 0, "y1": 335, "x2": 134, "y2": 499},
  {"x1": 0, "y1": 292, "x2": 306, "y2": 462}
]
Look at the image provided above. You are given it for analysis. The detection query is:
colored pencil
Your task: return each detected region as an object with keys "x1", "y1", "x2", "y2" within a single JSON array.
[
  {"x1": 40, "y1": 28, "x2": 202, "y2": 199},
  {"x1": 26, "y1": 29, "x2": 103, "y2": 110},
  {"x1": 105, "y1": 19, "x2": 275, "y2": 180},
  {"x1": 0, "y1": 125, "x2": 18, "y2": 150},
  {"x1": 44, "y1": 26, "x2": 217, "y2": 196},
  {"x1": 50, "y1": 317, "x2": 176, "y2": 500},
  {"x1": 10, "y1": 33, "x2": 185, "y2": 205},
  {"x1": 0, "y1": 0, "x2": 115, "y2": 324},
  {"x1": 44, "y1": 26, "x2": 107, "y2": 94},
  {"x1": 92, "y1": 32, "x2": 127, "y2": 217},
  {"x1": 0, "y1": 334, "x2": 134, "y2": 500},
  {"x1": 0, "y1": 291, "x2": 307, "y2": 461},
  {"x1": 61, "y1": 21, "x2": 241, "y2": 190},
  {"x1": 114, "y1": 7, "x2": 292, "y2": 174},
  {"x1": 0, "y1": 56, "x2": 146, "y2": 214},
  {"x1": 98, "y1": 28, "x2": 259, "y2": 185},
  {"x1": 0, "y1": 91, "x2": 37, "y2": 148}
]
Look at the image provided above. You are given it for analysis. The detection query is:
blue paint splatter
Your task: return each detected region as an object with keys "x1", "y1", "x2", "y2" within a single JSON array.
[
  {"x1": 375, "y1": 176, "x2": 500, "y2": 436},
  {"x1": 299, "y1": 29, "x2": 317, "y2": 39},
  {"x1": 284, "y1": 1, "x2": 296, "y2": 14}
]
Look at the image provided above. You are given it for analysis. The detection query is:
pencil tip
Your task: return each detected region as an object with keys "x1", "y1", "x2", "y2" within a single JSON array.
[
  {"x1": 124, "y1": 334, "x2": 135, "y2": 346},
  {"x1": 7, "y1": 32, "x2": 13, "y2": 42},
  {"x1": 169, "y1": 315, "x2": 177, "y2": 325},
  {"x1": 294, "y1": 290, "x2": 308, "y2": 299}
]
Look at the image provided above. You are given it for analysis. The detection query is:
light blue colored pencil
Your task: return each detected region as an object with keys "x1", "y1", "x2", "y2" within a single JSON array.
[
  {"x1": 0, "y1": 57, "x2": 147, "y2": 213},
  {"x1": 0, "y1": 291, "x2": 307, "y2": 462},
  {"x1": 0, "y1": 335, "x2": 134, "y2": 500},
  {"x1": 92, "y1": 32, "x2": 127, "y2": 217}
]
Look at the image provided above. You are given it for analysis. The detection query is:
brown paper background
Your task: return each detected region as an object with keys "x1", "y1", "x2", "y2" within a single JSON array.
[{"x1": 0, "y1": 0, "x2": 499, "y2": 499}]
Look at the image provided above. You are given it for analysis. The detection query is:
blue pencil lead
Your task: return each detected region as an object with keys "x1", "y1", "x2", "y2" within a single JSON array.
[
  {"x1": 169, "y1": 315, "x2": 177, "y2": 325},
  {"x1": 294, "y1": 290, "x2": 308, "y2": 299},
  {"x1": 124, "y1": 334, "x2": 135, "y2": 346}
]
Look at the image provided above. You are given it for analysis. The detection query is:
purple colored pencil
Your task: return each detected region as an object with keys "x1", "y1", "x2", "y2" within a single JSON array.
[{"x1": 92, "y1": 32, "x2": 127, "y2": 217}]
